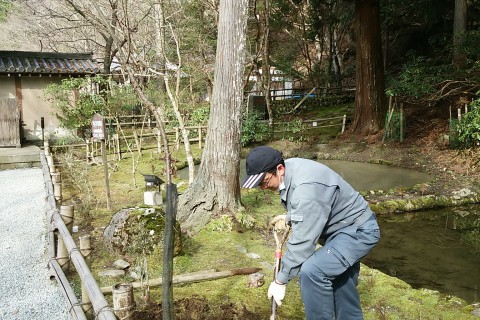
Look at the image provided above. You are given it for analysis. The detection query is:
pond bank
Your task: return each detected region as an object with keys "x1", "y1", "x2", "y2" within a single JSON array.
[{"x1": 260, "y1": 139, "x2": 480, "y2": 215}]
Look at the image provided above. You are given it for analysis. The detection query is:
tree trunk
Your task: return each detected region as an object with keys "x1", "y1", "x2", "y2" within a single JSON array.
[
  {"x1": 453, "y1": 0, "x2": 467, "y2": 67},
  {"x1": 262, "y1": 0, "x2": 273, "y2": 128},
  {"x1": 177, "y1": 0, "x2": 248, "y2": 235},
  {"x1": 352, "y1": 0, "x2": 386, "y2": 134}
]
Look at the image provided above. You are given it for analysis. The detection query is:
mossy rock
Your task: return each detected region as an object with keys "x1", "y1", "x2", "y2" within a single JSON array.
[{"x1": 103, "y1": 207, "x2": 182, "y2": 256}]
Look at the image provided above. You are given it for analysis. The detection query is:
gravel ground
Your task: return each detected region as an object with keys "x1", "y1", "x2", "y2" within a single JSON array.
[{"x1": 0, "y1": 168, "x2": 71, "y2": 320}]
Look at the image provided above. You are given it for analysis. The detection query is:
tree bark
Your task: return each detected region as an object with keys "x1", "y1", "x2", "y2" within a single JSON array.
[
  {"x1": 177, "y1": 0, "x2": 249, "y2": 235},
  {"x1": 453, "y1": 0, "x2": 467, "y2": 67},
  {"x1": 352, "y1": 0, "x2": 386, "y2": 134}
]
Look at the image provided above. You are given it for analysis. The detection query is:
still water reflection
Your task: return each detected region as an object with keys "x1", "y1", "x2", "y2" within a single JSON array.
[
  {"x1": 364, "y1": 207, "x2": 480, "y2": 303},
  {"x1": 177, "y1": 159, "x2": 433, "y2": 191}
]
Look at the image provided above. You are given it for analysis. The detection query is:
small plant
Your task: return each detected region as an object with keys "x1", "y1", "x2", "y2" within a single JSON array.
[
  {"x1": 386, "y1": 56, "x2": 448, "y2": 100},
  {"x1": 44, "y1": 75, "x2": 141, "y2": 139},
  {"x1": 235, "y1": 210, "x2": 255, "y2": 229},
  {"x1": 241, "y1": 110, "x2": 270, "y2": 146},
  {"x1": 207, "y1": 214, "x2": 234, "y2": 232},
  {"x1": 456, "y1": 95, "x2": 480, "y2": 147},
  {"x1": 56, "y1": 150, "x2": 97, "y2": 220},
  {"x1": 279, "y1": 118, "x2": 305, "y2": 142}
]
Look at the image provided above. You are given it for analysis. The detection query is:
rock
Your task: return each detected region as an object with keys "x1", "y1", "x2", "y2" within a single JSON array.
[
  {"x1": 102, "y1": 208, "x2": 133, "y2": 252},
  {"x1": 130, "y1": 271, "x2": 141, "y2": 280},
  {"x1": 472, "y1": 308, "x2": 480, "y2": 317},
  {"x1": 113, "y1": 259, "x2": 130, "y2": 270},
  {"x1": 246, "y1": 252, "x2": 261, "y2": 259},
  {"x1": 103, "y1": 207, "x2": 182, "y2": 256},
  {"x1": 235, "y1": 245, "x2": 247, "y2": 254},
  {"x1": 247, "y1": 272, "x2": 265, "y2": 288},
  {"x1": 452, "y1": 188, "x2": 474, "y2": 199},
  {"x1": 98, "y1": 269, "x2": 125, "y2": 278}
]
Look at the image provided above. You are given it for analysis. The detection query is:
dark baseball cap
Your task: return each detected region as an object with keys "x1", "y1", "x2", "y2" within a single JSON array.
[{"x1": 241, "y1": 146, "x2": 283, "y2": 188}]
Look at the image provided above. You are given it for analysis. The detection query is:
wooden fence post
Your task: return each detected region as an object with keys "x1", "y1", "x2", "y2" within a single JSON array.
[
  {"x1": 157, "y1": 130, "x2": 162, "y2": 154},
  {"x1": 44, "y1": 141, "x2": 50, "y2": 156},
  {"x1": 57, "y1": 205, "x2": 74, "y2": 271},
  {"x1": 400, "y1": 104, "x2": 404, "y2": 142},
  {"x1": 53, "y1": 182, "x2": 62, "y2": 208},
  {"x1": 198, "y1": 127, "x2": 203, "y2": 149},
  {"x1": 162, "y1": 183, "x2": 178, "y2": 319},
  {"x1": 80, "y1": 235, "x2": 93, "y2": 318},
  {"x1": 112, "y1": 284, "x2": 135, "y2": 319},
  {"x1": 342, "y1": 115, "x2": 346, "y2": 133},
  {"x1": 175, "y1": 127, "x2": 180, "y2": 150}
]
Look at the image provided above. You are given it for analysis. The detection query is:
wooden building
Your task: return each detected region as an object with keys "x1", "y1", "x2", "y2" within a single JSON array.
[{"x1": 0, "y1": 51, "x2": 100, "y2": 147}]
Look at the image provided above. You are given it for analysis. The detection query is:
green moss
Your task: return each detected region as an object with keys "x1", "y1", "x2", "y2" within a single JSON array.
[{"x1": 57, "y1": 124, "x2": 480, "y2": 319}]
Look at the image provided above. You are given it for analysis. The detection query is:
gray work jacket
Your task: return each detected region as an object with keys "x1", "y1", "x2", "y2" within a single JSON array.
[{"x1": 276, "y1": 158, "x2": 373, "y2": 284}]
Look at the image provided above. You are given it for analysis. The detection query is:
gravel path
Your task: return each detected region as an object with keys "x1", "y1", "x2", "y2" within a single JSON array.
[{"x1": 0, "y1": 168, "x2": 71, "y2": 320}]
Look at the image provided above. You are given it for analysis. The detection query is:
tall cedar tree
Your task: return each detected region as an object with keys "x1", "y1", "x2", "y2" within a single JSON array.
[
  {"x1": 176, "y1": 0, "x2": 249, "y2": 235},
  {"x1": 353, "y1": 0, "x2": 386, "y2": 134}
]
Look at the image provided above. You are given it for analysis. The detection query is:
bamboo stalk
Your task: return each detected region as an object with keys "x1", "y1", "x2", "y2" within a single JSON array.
[
  {"x1": 49, "y1": 259, "x2": 88, "y2": 320},
  {"x1": 101, "y1": 267, "x2": 262, "y2": 294}
]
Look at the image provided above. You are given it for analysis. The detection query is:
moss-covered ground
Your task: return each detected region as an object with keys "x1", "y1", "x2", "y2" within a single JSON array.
[{"x1": 55, "y1": 131, "x2": 480, "y2": 319}]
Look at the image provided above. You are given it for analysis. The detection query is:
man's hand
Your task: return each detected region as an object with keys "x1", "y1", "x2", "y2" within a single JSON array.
[
  {"x1": 270, "y1": 214, "x2": 287, "y2": 231},
  {"x1": 268, "y1": 281, "x2": 286, "y2": 306}
]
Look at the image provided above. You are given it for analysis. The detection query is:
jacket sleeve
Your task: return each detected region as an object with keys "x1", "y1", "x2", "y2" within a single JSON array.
[{"x1": 276, "y1": 183, "x2": 335, "y2": 284}]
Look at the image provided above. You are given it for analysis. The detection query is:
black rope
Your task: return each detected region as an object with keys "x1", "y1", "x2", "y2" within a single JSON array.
[
  {"x1": 68, "y1": 247, "x2": 82, "y2": 259},
  {"x1": 94, "y1": 305, "x2": 114, "y2": 320}
]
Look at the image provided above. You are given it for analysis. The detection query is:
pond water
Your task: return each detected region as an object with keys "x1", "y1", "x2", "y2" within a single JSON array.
[
  {"x1": 364, "y1": 206, "x2": 480, "y2": 303},
  {"x1": 177, "y1": 159, "x2": 433, "y2": 191}
]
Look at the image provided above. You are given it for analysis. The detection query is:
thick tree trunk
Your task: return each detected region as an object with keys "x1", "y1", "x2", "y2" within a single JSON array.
[
  {"x1": 177, "y1": 0, "x2": 248, "y2": 235},
  {"x1": 352, "y1": 0, "x2": 386, "y2": 134},
  {"x1": 453, "y1": 0, "x2": 467, "y2": 67}
]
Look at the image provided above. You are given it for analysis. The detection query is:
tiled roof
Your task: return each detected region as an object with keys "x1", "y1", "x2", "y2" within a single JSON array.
[{"x1": 0, "y1": 51, "x2": 101, "y2": 75}]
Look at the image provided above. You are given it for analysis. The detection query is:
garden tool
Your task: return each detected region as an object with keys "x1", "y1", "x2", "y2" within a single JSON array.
[{"x1": 270, "y1": 224, "x2": 290, "y2": 320}]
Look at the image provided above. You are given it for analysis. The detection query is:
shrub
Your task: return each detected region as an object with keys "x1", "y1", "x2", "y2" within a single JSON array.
[
  {"x1": 241, "y1": 111, "x2": 270, "y2": 146},
  {"x1": 456, "y1": 95, "x2": 480, "y2": 147}
]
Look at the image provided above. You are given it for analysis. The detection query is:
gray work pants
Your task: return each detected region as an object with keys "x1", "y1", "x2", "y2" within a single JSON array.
[{"x1": 299, "y1": 215, "x2": 380, "y2": 320}]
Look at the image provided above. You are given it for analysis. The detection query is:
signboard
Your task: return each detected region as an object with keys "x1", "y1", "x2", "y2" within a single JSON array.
[{"x1": 92, "y1": 113, "x2": 106, "y2": 140}]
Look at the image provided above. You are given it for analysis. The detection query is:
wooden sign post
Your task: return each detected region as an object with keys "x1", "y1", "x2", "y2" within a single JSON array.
[{"x1": 92, "y1": 113, "x2": 111, "y2": 210}]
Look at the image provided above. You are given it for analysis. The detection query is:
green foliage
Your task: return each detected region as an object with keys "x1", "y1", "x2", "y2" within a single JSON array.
[
  {"x1": 235, "y1": 210, "x2": 255, "y2": 229},
  {"x1": 272, "y1": 94, "x2": 354, "y2": 115},
  {"x1": 386, "y1": 56, "x2": 449, "y2": 99},
  {"x1": 449, "y1": 118, "x2": 462, "y2": 149},
  {"x1": 188, "y1": 103, "x2": 210, "y2": 126},
  {"x1": 45, "y1": 76, "x2": 141, "y2": 137},
  {"x1": 207, "y1": 215, "x2": 234, "y2": 232},
  {"x1": 125, "y1": 210, "x2": 165, "y2": 256},
  {"x1": 45, "y1": 77, "x2": 103, "y2": 132},
  {"x1": 278, "y1": 118, "x2": 305, "y2": 142},
  {"x1": 460, "y1": 30, "x2": 480, "y2": 60},
  {"x1": 383, "y1": 110, "x2": 406, "y2": 142},
  {"x1": 56, "y1": 150, "x2": 97, "y2": 220},
  {"x1": 0, "y1": 0, "x2": 12, "y2": 21},
  {"x1": 241, "y1": 111, "x2": 270, "y2": 146},
  {"x1": 456, "y1": 96, "x2": 480, "y2": 147}
]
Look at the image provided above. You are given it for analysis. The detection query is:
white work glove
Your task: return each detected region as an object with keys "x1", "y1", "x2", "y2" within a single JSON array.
[
  {"x1": 270, "y1": 214, "x2": 287, "y2": 231},
  {"x1": 268, "y1": 281, "x2": 286, "y2": 306}
]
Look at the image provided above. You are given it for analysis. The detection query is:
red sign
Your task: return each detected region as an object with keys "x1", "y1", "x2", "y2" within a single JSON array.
[{"x1": 92, "y1": 113, "x2": 106, "y2": 140}]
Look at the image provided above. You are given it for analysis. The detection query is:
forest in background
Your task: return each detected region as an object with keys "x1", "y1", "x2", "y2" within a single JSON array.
[{"x1": 2, "y1": 0, "x2": 480, "y2": 233}]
